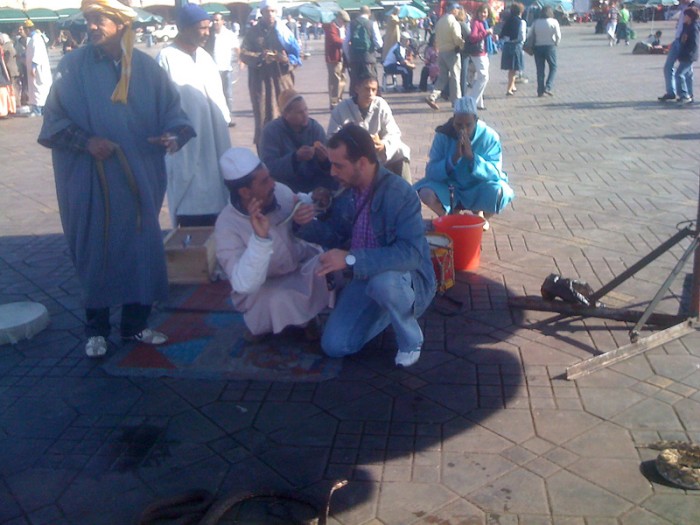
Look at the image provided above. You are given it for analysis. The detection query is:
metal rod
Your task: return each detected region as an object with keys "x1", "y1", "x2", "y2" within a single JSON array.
[
  {"x1": 508, "y1": 296, "x2": 684, "y2": 326},
  {"x1": 589, "y1": 226, "x2": 694, "y2": 303},
  {"x1": 691, "y1": 169, "x2": 700, "y2": 318},
  {"x1": 566, "y1": 319, "x2": 697, "y2": 380},
  {"x1": 629, "y1": 236, "x2": 699, "y2": 342}
]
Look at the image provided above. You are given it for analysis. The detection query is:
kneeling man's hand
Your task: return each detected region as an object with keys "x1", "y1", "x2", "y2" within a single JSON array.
[{"x1": 317, "y1": 249, "x2": 349, "y2": 276}]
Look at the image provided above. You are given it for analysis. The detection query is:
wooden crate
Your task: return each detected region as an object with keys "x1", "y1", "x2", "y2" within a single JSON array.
[{"x1": 163, "y1": 227, "x2": 217, "y2": 284}]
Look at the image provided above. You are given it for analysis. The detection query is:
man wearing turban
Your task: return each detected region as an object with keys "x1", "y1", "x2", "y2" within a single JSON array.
[
  {"x1": 38, "y1": 0, "x2": 195, "y2": 358},
  {"x1": 414, "y1": 96, "x2": 514, "y2": 230}
]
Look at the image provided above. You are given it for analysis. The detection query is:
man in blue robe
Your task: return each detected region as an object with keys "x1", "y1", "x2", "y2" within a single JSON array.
[
  {"x1": 414, "y1": 95, "x2": 514, "y2": 230},
  {"x1": 38, "y1": 0, "x2": 194, "y2": 358}
]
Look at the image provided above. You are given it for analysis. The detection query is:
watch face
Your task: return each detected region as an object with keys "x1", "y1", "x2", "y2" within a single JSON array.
[{"x1": 345, "y1": 254, "x2": 356, "y2": 266}]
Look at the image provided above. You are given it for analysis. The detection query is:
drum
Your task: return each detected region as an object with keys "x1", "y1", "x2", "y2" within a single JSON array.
[{"x1": 426, "y1": 232, "x2": 455, "y2": 294}]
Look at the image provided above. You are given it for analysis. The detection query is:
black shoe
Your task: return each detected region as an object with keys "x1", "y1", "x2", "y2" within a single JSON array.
[
  {"x1": 228, "y1": 121, "x2": 236, "y2": 128},
  {"x1": 658, "y1": 94, "x2": 675, "y2": 101}
]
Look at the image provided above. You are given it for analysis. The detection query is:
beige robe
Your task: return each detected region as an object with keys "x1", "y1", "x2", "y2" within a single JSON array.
[{"x1": 214, "y1": 183, "x2": 331, "y2": 335}]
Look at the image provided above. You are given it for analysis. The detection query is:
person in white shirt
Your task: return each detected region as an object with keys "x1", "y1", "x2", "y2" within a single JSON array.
[
  {"x1": 157, "y1": 4, "x2": 231, "y2": 227},
  {"x1": 23, "y1": 20, "x2": 52, "y2": 116},
  {"x1": 527, "y1": 6, "x2": 561, "y2": 97},
  {"x1": 208, "y1": 11, "x2": 239, "y2": 125},
  {"x1": 215, "y1": 147, "x2": 331, "y2": 341},
  {"x1": 382, "y1": 32, "x2": 417, "y2": 91}
]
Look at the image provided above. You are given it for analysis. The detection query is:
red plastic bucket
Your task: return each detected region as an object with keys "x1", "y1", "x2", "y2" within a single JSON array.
[{"x1": 432, "y1": 214, "x2": 485, "y2": 271}]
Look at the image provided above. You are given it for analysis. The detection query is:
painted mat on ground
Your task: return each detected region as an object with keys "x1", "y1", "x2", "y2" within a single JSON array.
[{"x1": 103, "y1": 281, "x2": 342, "y2": 382}]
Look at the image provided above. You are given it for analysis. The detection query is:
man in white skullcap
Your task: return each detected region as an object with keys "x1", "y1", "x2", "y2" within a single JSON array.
[
  {"x1": 38, "y1": 0, "x2": 194, "y2": 358},
  {"x1": 214, "y1": 148, "x2": 331, "y2": 341},
  {"x1": 414, "y1": 96, "x2": 514, "y2": 230}
]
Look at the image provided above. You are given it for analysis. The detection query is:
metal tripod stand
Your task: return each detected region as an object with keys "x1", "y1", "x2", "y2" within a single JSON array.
[{"x1": 510, "y1": 172, "x2": 700, "y2": 380}]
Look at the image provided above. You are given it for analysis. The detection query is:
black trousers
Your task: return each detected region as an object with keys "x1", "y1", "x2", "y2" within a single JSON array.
[{"x1": 85, "y1": 304, "x2": 152, "y2": 338}]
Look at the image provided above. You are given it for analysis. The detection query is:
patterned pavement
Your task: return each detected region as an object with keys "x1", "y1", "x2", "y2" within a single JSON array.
[{"x1": 1, "y1": 21, "x2": 700, "y2": 524}]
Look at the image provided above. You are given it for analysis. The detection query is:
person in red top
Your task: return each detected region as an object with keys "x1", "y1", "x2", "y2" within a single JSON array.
[
  {"x1": 324, "y1": 10, "x2": 350, "y2": 110},
  {"x1": 465, "y1": 5, "x2": 493, "y2": 110}
]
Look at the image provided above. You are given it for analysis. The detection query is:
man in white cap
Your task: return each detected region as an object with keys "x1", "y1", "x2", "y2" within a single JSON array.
[
  {"x1": 239, "y1": 0, "x2": 301, "y2": 146},
  {"x1": 214, "y1": 148, "x2": 331, "y2": 341},
  {"x1": 157, "y1": 3, "x2": 231, "y2": 227},
  {"x1": 38, "y1": 0, "x2": 194, "y2": 358},
  {"x1": 414, "y1": 96, "x2": 514, "y2": 230},
  {"x1": 23, "y1": 19, "x2": 52, "y2": 116},
  {"x1": 382, "y1": 31, "x2": 417, "y2": 91}
]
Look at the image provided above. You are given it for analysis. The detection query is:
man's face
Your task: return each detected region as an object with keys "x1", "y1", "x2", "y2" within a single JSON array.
[
  {"x1": 283, "y1": 98, "x2": 309, "y2": 130},
  {"x1": 356, "y1": 79, "x2": 378, "y2": 109},
  {"x1": 261, "y1": 8, "x2": 277, "y2": 26},
  {"x1": 17, "y1": 26, "x2": 26, "y2": 38},
  {"x1": 212, "y1": 14, "x2": 224, "y2": 34},
  {"x1": 180, "y1": 20, "x2": 210, "y2": 48},
  {"x1": 329, "y1": 144, "x2": 363, "y2": 188},
  {"x1": 85, "y1": 13, "x2": 124, "y2": 48},
  {"x1": 452, "y1": 113, "x2": 478, "y2": 139},
  {"x1": 244, "y1": 166, "x2": 277, "y2": 209}
]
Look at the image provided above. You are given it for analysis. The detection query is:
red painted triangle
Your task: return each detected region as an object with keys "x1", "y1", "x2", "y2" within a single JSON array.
[{"x1": 119, "y1": 345, "x2": 176, "y2": 369}]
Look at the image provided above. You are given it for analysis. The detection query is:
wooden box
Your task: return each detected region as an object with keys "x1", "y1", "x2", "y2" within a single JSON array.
[{"x1": 163, "y1": 227, "x2": 217, "y2": 284}]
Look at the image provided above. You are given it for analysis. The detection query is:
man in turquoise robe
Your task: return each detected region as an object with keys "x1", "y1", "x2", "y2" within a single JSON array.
[
  {"x1": 415, "y1": 95, "x2": 514, "y2": 229},
  {"x1": 38, "y1": 0, "x2": 194, "y2": 358}
]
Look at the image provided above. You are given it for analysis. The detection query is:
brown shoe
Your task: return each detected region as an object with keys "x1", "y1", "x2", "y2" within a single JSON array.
[
  {"x1": 303, "y1": 318, "x2": 321, "y2": 342},
  {"x1": 425, "y1": 96, "x2": 439, "y2": 110}
]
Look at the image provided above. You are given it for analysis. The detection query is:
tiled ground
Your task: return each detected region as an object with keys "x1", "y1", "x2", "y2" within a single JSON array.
[{"x1": 1, "y1": 20, "x2": 700, "y2": 525}]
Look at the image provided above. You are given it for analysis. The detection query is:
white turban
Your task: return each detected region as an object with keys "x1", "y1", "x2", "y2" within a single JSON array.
[{"x1": 453, "y1": 96, "x2": 478, "y2": 116}]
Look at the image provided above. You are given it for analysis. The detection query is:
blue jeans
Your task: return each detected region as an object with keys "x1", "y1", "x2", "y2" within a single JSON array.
[
  {"x1": 675, "y1": 61, "x2": 694, "y2": 99},
  {"x1": 664, "y1": 39, "x2": 681, "y2": 97},
  {"x1": 534, "y1": 45, "x2": 557, "y2": 95},
  {"x1": 322, "y1": 271, "x2": 432, "y2": 358}
]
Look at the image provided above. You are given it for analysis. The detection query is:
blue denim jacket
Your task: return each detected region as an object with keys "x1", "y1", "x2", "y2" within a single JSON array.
[{"x1": 298, "y1": 167, "x2": 436, "y2": 307}]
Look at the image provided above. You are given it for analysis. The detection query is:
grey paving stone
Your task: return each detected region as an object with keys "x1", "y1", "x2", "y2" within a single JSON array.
[
  {"x1": 642, "y1": 494, "x2": 700, "y2": 525},
  {"x1": 410, "y1": 498, "x2": 485, "y2": 525},
  {"x1": 547, "y1": 470, "x2": 632, "y2": 517},
  {"x1": 612, "y1": 398, "x2": 685, "y2": 431},
  {"x1": 442, "y1": 452, "x2": 516, "y2": 497},
  {"x1": 468, "y1": 469, "x2": 549, "y2": 514},
  {"x1": 375, "y1": 481, "x2": 456, "y2": 524},
  {"x1": 578, "y1": 387, "x2": 647, "y2": 419}
]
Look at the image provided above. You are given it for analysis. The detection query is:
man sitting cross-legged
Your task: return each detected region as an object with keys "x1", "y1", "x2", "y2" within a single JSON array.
[
  {"x1": 328, "y1": 74, "x2": 412, "y2": 183},
  {"x1": 214, "y1": 148, "x2": 332, "y2": 342},
  {"x1": 259, "y1": 88, "x2": 336, "y2": 193}
]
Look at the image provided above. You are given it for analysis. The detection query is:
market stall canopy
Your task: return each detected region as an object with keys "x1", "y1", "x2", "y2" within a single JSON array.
[
  {"x1": 0, "y1": 7, "x2": 28, "y2": 24},
  {"x1": 25, "y1": 8, "x2": 59, "y2": 22},
  {"x1": 57, "y1": 7, "x2": 164, "y2": 28},
  {"x1": 56, "y1": 8, "x2": 81, "y2": 18},
  {"x1": 284, "y1": 1, "x2": 341, "y2": 23},
  {"x1": 200, "y1": 3, "x2": 232, "y2": 15},
  {"x1": 395, "y1": 4, "x2": 426, "y2": 18},
  {"x1": 336, "y1": 0, "x2": 383, "y2": 12}
]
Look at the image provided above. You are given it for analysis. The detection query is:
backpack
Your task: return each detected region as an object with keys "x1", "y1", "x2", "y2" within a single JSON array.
[{"x1": 350, "y1": 18, "x2": 372, "y2": 55}]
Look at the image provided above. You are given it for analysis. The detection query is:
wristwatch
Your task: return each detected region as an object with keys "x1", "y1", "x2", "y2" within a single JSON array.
[{"x1": 345, "y1": 253, "x2": 356, "y2": 267}]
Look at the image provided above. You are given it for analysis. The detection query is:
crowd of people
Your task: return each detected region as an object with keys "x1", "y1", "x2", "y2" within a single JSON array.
[{"x1": 10, "y1": 0, "x2": 698, "y2": 367}]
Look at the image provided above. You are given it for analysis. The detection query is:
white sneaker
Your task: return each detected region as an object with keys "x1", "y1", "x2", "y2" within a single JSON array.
[
  {"x1": 123, "y1": 329, "x2": 168, "y2": 345},
  {"x1": 85, "y1": 336, "x2": 107, "y2": 357},
  {"x1": 395, "y1": 349, "x2": 421, "y2": 367}
]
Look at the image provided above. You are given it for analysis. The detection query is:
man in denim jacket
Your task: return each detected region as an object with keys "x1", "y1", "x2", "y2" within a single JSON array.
[{"x1": 295, "y1": 124, "x2": 436, "y2": 367}]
